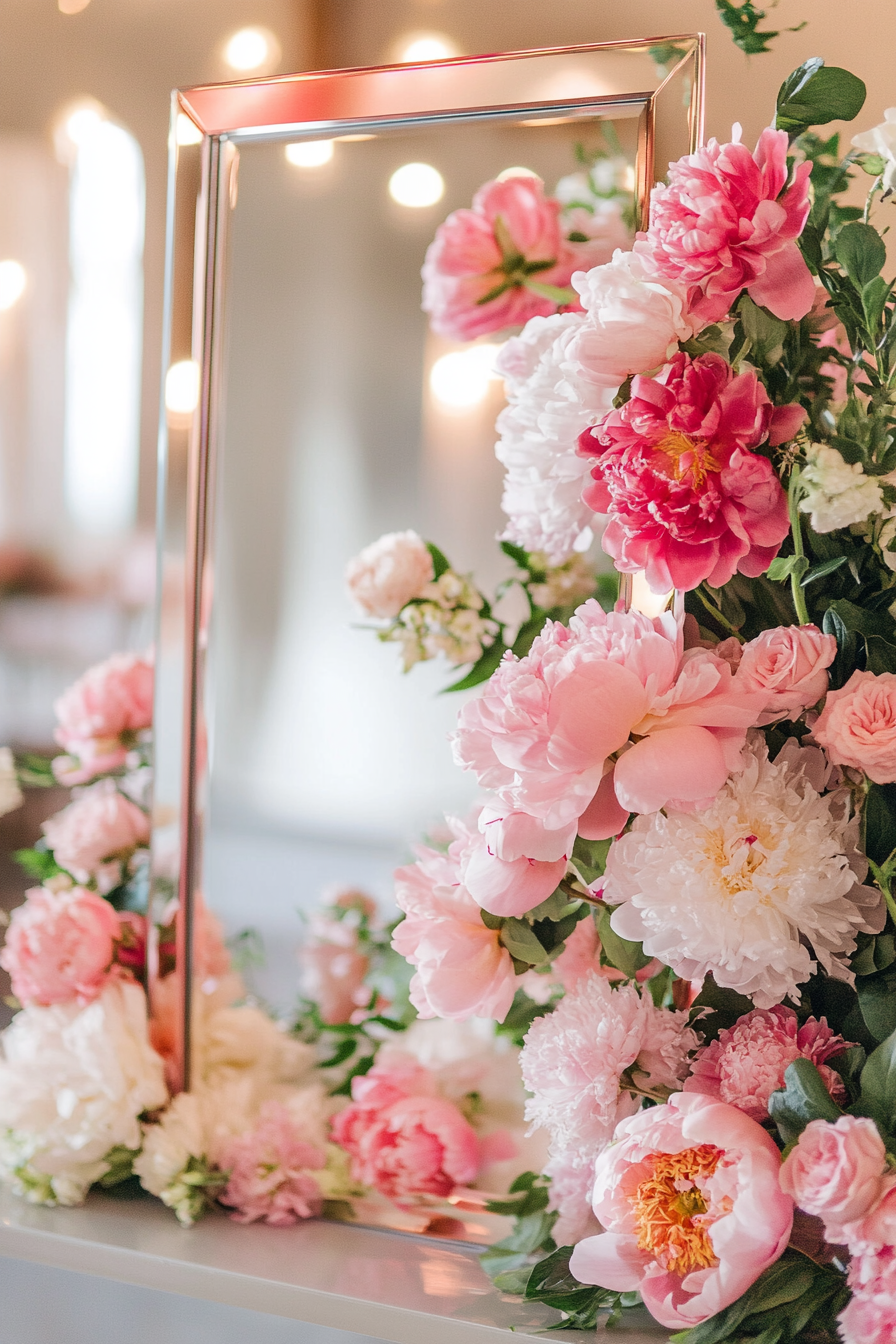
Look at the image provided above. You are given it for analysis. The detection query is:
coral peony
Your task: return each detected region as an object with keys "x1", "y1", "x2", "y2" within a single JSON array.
[
  {"x1": 684, "y1": 1005, "x2": 849, "y2": 1121},
  {"x1": 42, "y1": 779, "x2": 149, "y2": 893},
  {"x1": 779, "y1": 1116, "x2": 888, "y2": 1229},
  {"x1": 814, "y1": 669, "x2": 896, "y2": 784},
  {"x1": 392, "y1": 814, "x2": 517, "y2": 1021},
  {"x1": 0, "y1": 884, "x2": 121, "y2": 1006},
  {"x1": 53, "y1": 651, "x2": 153, "y2": 783},
  {"x1": 637, "y1": 126, "x2": 814, "y2": 324},
  {"x1": 344, "y1": 530, "x2": 434, "y2": 620},
  {"x1": 578, "y1": 352, "x2": 800, "y2": 594},
  {"x1": 569, "y1": 1092, "x2": 794, "y2": 1330},
  {"x1": 332, "y1": 1064, "x2": 480, "y2": 1202},
  {"x1": 736, "y1": 624, "x2": 836, "y2": 724},
  {"x1": 422, "y1": 175, "x2": 581, "y2": 341},
  {"x1": 218, "y1": 1101, "x2": 326, "y2": 1225}
]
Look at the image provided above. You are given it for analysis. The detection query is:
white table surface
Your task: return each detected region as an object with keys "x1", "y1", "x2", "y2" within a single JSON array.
[{"x1": 0, "y1": 1186, "x2": 667, "y2": 1344}]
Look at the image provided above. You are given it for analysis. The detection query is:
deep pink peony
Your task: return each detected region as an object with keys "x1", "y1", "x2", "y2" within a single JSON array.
[
  {"x1": 578, "y1": 352, "x2": 801, "y2": 594},
  {"x1": 331, "y1": 1064, "x2": 480, "y2": 1202},
  {"x1": 569, "y1": 1092, "x2": 793, "y2": 1330},
  {"x1": 392, "y1": 814, "x2": 517, "y2": 1021},
  {"x1": 684, "y1": 1005, "x2": 849, "y2": 1121},
  {"x1": 736, "y1": 624, "x2": 837, "y2": 724},
  {"x1": 53, "y1": 651, "x2": 153, "y2": 784},
  {"x1": 422, "y1": 175, "x2": 582, "y2": 341},
  {"x1": 0, "y1": 884, "x2": 121, "y2": 1005},
  {"x1": 813, "y1": 669, "x2": 896, "y2": 784},
  {"x1": 42, "y1": 780, "x2": 150, "y2": 892},
  {"x1": 779, "y1": 1116, "x2": 888, "y2": 1230},
  {"x1": 218, "y1": 1101, "x2": 326, "y2": 1226},
  {"x1": 453, "y1": 600, "x2": 764, "y2": 837},
  {"x1": 636, "y1": 126, "x2": 815, "y2": 324}
]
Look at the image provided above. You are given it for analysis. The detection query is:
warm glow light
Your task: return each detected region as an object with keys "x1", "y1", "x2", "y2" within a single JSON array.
[
  {"x1": 285, "y1": 139, "x2": 334, "y2": 168},
  {"x1": 223, "y1": 27, "x2": 279, "y2": 72},
  {"x1": 630, "y1": 571, "x2": 673, "y2": 618},
  {"x1": 496, "y1": 166, "x2": 540, "y2": 182},
  {"x1": 165, "y1": 360, "x2": 201, "y2": 415},
  {"x1": 62, "y1": 106, "x2": 104, "y2": 149},
  {"x1": 58, "y1": 0, "x2": 91, "y2": 12},
  {"x1": 176, "y1": 113, "x2": 203, "y2": 147},
  {"x1": 389, "y1": 162, "x2": 444, "y2": 208},
  {"x1": 430, "y1": 345, "x2": 503, "y2": 409},
  {"x1": 0, "y1": 261, "x2": 26, "y2": 311},
  {"x1": 398, "y1": 33, "x2": 458, "y2": 62}
]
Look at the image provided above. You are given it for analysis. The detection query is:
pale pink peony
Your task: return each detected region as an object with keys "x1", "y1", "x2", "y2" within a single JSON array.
[
  {"x1": 53, "y1": 651, "x2": 153, "y2": 784},
  {"x1": 422, "y1": 175, "x2": 581, "y2": 341},
  {"x1": 217, "y1": 1101, "x2": 326, "y2": 1226},
  {"x1": 684, "y1": 1006, "x2": 849, "y2": 1122},
  {"x1": 42, "y1": 780, "x2": 149, "y2": 892},
  {"x1": 452, "y1": 600, "x2": 764, "y2": 838},
  {"x1": 579, "y1": 352, "x2": 801, "y2": 594},
  {"x1": 835, "y1": 1173, "x2": 896, "y2": 1252},
  {"x1": 344, "y1": 530, "x2": 434, "y2": 620},
  {"x1": 779, "y1": 1116, "x2": 888, "y2": 1229},
  {"x1": 460, "y1": 805, "x2": 570, "y2": 918},
  {"x1": 814, "y1": 670, "x2": 896, "y2": 784},
  {"x1": 569, "y1": 1093, "x2": 794, "y2": 1330},
  {"x1": 544, "y1": 1147, "x2": 602, "y2": 1246},
  {"x1": 636, "y1": 126, "x2": 815, "y2": 324},
  {"x1": 0, "y1": 884, "x2": 120, "y2": 1005},
  {"x1": 331, "y1": 1064, "x2": 480, "y2": 1202},
  {"x1": 392, "y1": 814, "x2": 517, "y2": 1022},
  {"x1": 736, "y1": 624, "x2": 836, "y2": 724},
  {"x1": 840, "y1": 1245, "x2": 896, "y2": 1344}
]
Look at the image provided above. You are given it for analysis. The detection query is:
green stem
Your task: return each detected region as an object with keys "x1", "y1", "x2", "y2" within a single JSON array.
[
  {"x1": 787, "y1": 467, "x2": 811, "y2": 626},
  {"x1": 693, "y1": 584, "x2": 745, "y2": 642}
]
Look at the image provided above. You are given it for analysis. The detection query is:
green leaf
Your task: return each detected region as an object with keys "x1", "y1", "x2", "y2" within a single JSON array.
[
  {"x1": 669, "y1": 1250, "x2": 816, "y2": 1344},
  {"x1": 766, "y1": 554, "x2": 809, "y2": 583},
  {"x1": 714, "y1": 0, "x2": 783, "y2": 56},
  {"x1": 863, "y1": 275, "x2": 892, "y2": 333},
  {"x1": 835, "y1": 221, "x2": 888, "y2": 289},
  {"x1": 441, "y1": 638, "x2": 506, "y2": 693},
  {"x1": 523, "y1": 280, "x2": 577, "y2": 306},
  {"x1": 425, "y1": 541, "x2": 450, "y2": 580},
  {"x1": 499, "y1": 918, "x2": 550, "y2": 967},
  {"x1": 768, "y1": 1058, "x2": 843, "y2": 1145},
  {"x1": 13, "y1": 845, "x2": 62, "y2": 882},
  {"x1": 570, "y1": 835, "x2": 611, "y2": 886},
  {"x1": 737, "y1": 294, "x2": 788, "y2": 364},
  {"x1": 495, "y1": 989, "x2": 554, "y2": 1047},
  {"x1": 596, "y1": 904, "x2": 651, "y2": 978},
  {"x1": 800, "y1": 554, "x2": 848, "y2": 586},
  {"x1": 492, "y1": 1267, "x2": 533, "y2": 1295},
  {"x1": 856, "y1": 1026, "x2": 896, "y2": 1132},
  {"x1": 776, "y1": 60, "x2": 867, "y2": 136},
  {"x1": 499, "y1": 540, "x2": 531, "y2": 571},
  {"x1": 857, "y1": 966, "x2": 896, "y2": 1043}
]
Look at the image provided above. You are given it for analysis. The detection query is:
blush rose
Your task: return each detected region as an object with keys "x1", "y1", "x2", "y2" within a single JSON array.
[
  {"x1": 779, "y1": 1116, "x2": 889, "y2": 1228},
  {"x1": 814, "y1": 670, "x2": 896, "y2": 783},
  {"x1": 736, "y1": 624, "x2": 837, "y2": 724}
]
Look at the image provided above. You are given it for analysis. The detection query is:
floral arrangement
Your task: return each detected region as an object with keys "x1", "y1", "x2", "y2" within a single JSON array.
[{"x1": 342, "y1": 57, "x2": 896, "y2": 1344}]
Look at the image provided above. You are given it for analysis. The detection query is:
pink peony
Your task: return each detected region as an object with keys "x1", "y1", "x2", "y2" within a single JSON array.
[
  {"x1": 569, "y1": 1092, "x2": 794, "y2": 1330},
  {"x1": 392, "y1": 814, "x2": 517, "y2": 1022},
  {"x1": 544, "y1": 1148, "x2": 602, "y2": 1246},
  {"x1": 453, "y1": 600, "x2": 764, "y2": 837},
  {"x1": 578, "y1": 352, "x2": 801, "y2": 594},
  {"x1": 840, "y1": 1245, "x2": 896, "y2": 1344},
  {"x1": 298, "y1": 911, "x2": 370, "y2": 1026},
  {"x1": 53, "y1": 651, "x2": 153, "y2": 784},
  {"x1": 344, "y1": 530, "x2": 434, "y2": 620},
  {"x1": 814, "y1": 669, "x2": 896, "y2": 784},
  {"x1": 779, "y1": 1116, "x2": 888, "y2": 1229},
  {"x1": 736, "y1": 624, "x2": 837, "y2": 724},
  {"x1": 422, "y1": 175, "x2": 581, "y2": 341},
  {"x1": 460, "y1": 806, "x2": 570, "y2": 918},
  {"x1": 331, "y1": 1064, "x2": 480, "y2": 1202},
  {"x1": 0, "y1": 884, "x2": 120, "y2": 1005},
  {"x1": 42, "y1": 780, "x2": 149, "y2": 892},
  {"x1": 636, "y1": 126, "x2": 815, "y2": 324},
  {"x1": 684, "y1": 1005, "x2": 849, "y2": 1122},
  {"x1": 217, "y1": 1101, "x2": 326, "y2": 1226}
]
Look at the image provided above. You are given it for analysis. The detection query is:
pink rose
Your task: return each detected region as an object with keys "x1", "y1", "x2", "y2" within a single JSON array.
[
  {"x1": 392, "y1": 814, "x2": 517, "y2": 1022},
  {"x1": 422, "y1": 175, "x2": 580, "y2": 341},
  {"x1": 0, "y1": 884, "x2": 120, "y2": 1005},
  {"x1": 332, "y1": 1064, "x2": 480, "y2": 1202},
  {"x1": 735, "y1": 624, "x2": 837, "y2": 724},
  {"x1": 345, "y1": 530, "x2": 434, "y2": 620},
  {"x1": 218, "y1": 1101, "x2": 326, "y2": 1226},
  {"x1": 579, "y1": 352, "x2": 800, "y2": 594},
  {"x1": 42, "y1": 780, "x2": 149, "y2": 892},
  {"x1": 636, "y1": 126, "x2": 814, "y2": 324},
  {"x1": 779, "y1": 1116, "x2": 888, "y2": 1226},
  {"x1": 684, "y1": 1005, "x2": 849, "y2": 1122},
  {"x1": 814, "y1": 670, "x2": 896, "y2": 784},
  {"x1": 53, "y1": 651, "x2": 153, "y2": 783},
  {"x1": 569, "y1": 1093, "x2": 794, "y2": 1330}
]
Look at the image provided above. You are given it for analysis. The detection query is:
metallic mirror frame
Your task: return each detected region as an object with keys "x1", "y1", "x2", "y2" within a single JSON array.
[{"x1": 152, "y1": 36, "x2": 706, "y2": 1093}]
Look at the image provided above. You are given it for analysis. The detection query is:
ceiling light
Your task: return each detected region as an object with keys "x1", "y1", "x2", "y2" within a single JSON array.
[
  {"x1": 388, "y1": 162, "x2": 444, "y2": 209},
  {"x1": 429, "y1": 345, "x2": 503, "y2": 409},
  {"x1": 496, "y1": 166, "x2": 540, "y2": 182},
  {"x1": 398, "y1": 33, "x2": 458, "y2": 63},
  {"x1": 223, "y1": 27, "x2": 280, "y2": 73},
  {"x1": 285, "y1": 140, "x2": 334, "y2": 168},
  {"x1": 0, "y1": 261, "x2": 26, "y2": 311},
  {"x1": 176, "y1": 113, "x2": 203, "y2": 146},
  {"x1": 165, "y1": 360, "x2": 201, "y2": 416}
]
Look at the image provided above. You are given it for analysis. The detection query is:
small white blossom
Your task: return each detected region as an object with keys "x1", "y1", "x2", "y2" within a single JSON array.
[
  {"x1": 528, "y1": 553, "x2": 597, "y2": 611},
  {"x1": 800, "y1": 444, "x2": 884, "y2": 533},
  {"x1": 852, "y1": 108, "x2": 896, "y2": 197},
  {"x1": 385, "y1": 570, "x2": 498, "y2": 670}
]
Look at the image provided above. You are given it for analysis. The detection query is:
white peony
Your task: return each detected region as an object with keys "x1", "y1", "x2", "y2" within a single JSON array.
[
  {"x1": 345, "y1": 530, "x2": 434, "y2": 619},
  {"x1": 496, "y1": 312, "x2": 613, "y2": 564},
  {"x1": 800, "y1": 444, "x2": 884, "y2": 533},
  {"x1": 195, "y1": 1002, "x2": 317, "y2": 1095},
  {"x1": 605, "y1": 735, "x2": 885, "y2": 1009},
  {"x1": 133, "y1": 1089, "x2": 205, "y2": 1198},
  {"x1": 569, "y1": 247, "x2": 701, "y2": 392},
  {"x1": 0, "y1": 748, "x2": 22, "y2": 819},
  {"x1": 0, "y1": 980, "x2": 167, "y2": 1205},
  {"x1": 852, "y1": 109, "x2": 896, "y2": 197}
]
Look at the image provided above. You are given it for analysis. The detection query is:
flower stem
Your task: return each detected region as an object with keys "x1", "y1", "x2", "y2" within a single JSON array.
[
  {"x1": 693, "y1": 584, "x2": 745, "y2": 642},
  {"x1": 787, "y1": 467, "x2": 810, "y2": 626}
]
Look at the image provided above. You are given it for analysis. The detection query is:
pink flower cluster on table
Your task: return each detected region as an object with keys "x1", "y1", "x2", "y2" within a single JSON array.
[
  {"x1": 218, "y1": 1101, "x2": 327, "y2": 1226},
  {"x1": 53, "y1": 651, "x2": 153, "y2": 784},
  {"x1": 42, "y1": 779, "x2": 149, "y2": 892},
  {"x1": 332, "y1": 1061, "x2": 480, "y2": 1203},
  {"x1": 0, "y1": 884, "x2": 123, "y2": 1006}
]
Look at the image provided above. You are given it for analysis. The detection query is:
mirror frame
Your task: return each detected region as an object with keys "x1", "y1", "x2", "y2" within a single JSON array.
[{"x1": 152, "y1": 36, "x2": 706, "y2": 1091}]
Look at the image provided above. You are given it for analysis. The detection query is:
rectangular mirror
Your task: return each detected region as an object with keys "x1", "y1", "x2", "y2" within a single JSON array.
[{"x1": 152, "y1": 37, "x2": 704, "y2": 1090}]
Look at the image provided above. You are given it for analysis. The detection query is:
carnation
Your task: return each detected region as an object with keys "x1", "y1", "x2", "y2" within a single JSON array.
[
  {"x1": 42, "y1": 779, "x2": 149, "y2": 893},
  {"x1": 799, "y1": 443, "x2": 885, "y2": 533},
  {"x1": 218, "y1": 1100, "x2": 326, "y2": 1226},
  {"x1": 604, "y1": 735, "x2": 884, "y2": 1007}
]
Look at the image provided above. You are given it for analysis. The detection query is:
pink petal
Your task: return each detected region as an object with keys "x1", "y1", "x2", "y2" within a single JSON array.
[
  {"x1": 747, "y1": 242, "x2": 815, "y2": 321},
  {"x1": 613, "y1": 725, "x2": 728, "y2": 814},
  {"x1": 569, "y1": 1233, "x2": 646, "y2": 1291},
  {"x1": 547, "y1": 661, "x2": 648, "y2": 771},
  {"x1": 577, "y1": 767, "x2": 630, "y2": 840}
]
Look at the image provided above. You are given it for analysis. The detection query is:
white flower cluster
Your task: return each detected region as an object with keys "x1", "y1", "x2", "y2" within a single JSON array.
[
  {"x1": 799, "y1": 443, "x2": 886, "y2": 533},
  {"x1": 385, "y1": 570, "x2": 499, "y2": 670},
  {"x1": 852, "y1": 108, "x2": 896, "y2": 197},
  {"x1": 528, "y1": 552, "x2": 598, "y2": 612}
]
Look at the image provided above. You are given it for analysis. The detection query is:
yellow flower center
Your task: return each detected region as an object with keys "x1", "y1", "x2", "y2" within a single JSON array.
[
  {"x1": 657, "y1": 431, "x2": 721, "y2": 487},
  {"x1": 631, "y1": 1145, "x2": 722, "y2": 1276}
]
